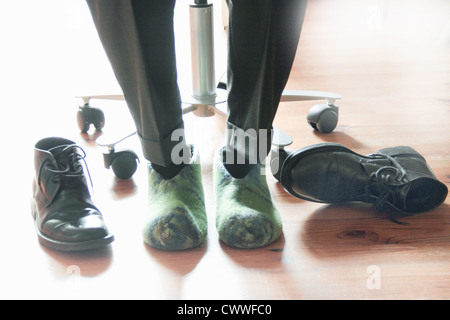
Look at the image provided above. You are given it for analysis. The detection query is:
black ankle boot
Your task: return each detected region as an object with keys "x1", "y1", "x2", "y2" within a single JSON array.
[
  {"x1": 31, "y1": 137, "x2": 114, "y2": 251},
  {"x1": 279, "y1": 143, "x2": 448, "y2": 223}
]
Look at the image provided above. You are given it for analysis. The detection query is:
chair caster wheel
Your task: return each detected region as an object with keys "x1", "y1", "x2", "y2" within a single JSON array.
[
  {"x1": 307, "y1": 103, "x2": 339, "y2": 133},
  {"x1": 103, "y1": 150, "x2": 139, "y2": 180},
  {"x1": 77, "y1": 104, "x2": 105, "y2": 133}
]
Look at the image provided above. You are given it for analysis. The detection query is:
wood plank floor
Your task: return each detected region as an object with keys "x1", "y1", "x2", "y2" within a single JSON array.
[{"x1": 1, "y1": 0, "x2": 449, "y2": 300}]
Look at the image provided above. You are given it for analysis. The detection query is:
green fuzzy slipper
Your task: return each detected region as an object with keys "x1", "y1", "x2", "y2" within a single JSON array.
[
  {"x1": 143, "y1": 145, "x2": 207, "y2": 250},
  {"x1": 214, "y1": 148, "x2": 282, "y2": 249}
]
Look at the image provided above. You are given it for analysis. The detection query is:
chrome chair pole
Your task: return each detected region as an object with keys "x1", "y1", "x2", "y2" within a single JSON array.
[{"x1": 190, "y1": 0, "x2": 216, "y2": 100}]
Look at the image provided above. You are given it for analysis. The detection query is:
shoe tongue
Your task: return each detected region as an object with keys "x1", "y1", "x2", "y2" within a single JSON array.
[{"x1": 48, "y1": 144, "x2": 78, "y2": 170}]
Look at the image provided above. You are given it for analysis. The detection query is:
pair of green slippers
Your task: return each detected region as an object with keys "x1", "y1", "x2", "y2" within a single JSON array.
[{"x1": 143, "y1": 145, "x2": 282, "y2": 250}]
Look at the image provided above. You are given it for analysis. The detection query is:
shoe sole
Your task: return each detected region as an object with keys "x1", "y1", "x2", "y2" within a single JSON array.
[
  {"x1": 31, "y1": 201, "x2": 114, "y2": 252},
  {"x1": 280, "y1": 142, "x2": 368, "y2": 202}
]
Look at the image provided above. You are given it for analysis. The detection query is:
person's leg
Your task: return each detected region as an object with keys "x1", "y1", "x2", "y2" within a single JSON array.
[
  {"x1": 225, "y1": 0, "x2": 307, "y2": 170},
  {"x1": 86, "y1": 0, "x2": 207, "y2": 250},
  {"x1": 86, "y1": 0, "x2": 188, "y2": 176},
  {"x1": 215, "y1": 0, "x2": 307, "y2": 249}
]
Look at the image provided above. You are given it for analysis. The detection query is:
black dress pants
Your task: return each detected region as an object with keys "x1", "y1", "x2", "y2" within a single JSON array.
[{"x1": 86, "y1": 0, "x2": 307, "y2": 167}]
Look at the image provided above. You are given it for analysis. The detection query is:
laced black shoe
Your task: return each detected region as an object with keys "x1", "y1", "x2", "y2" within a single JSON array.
[
  {"x1": 32, "y1": 137, "x2": 114, "y2": 251},
  {"x1": 279, "y1": 143, "x2": 448, "y2": 224}
]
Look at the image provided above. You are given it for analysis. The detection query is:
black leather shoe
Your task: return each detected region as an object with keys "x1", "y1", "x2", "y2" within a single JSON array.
[
  {"x1": 279, "y1": 143, "x2": 448, "y2": 223},
  {"x1": 31, "y1": 137, "x2": 114, "y2": 251}
]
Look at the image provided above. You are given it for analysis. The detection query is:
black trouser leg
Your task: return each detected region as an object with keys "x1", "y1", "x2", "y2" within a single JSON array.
[
  {"x1": 86, "y1": 0, "x2": 187, "y2": 168},
  {"x1": 225, "y1": 0, "x2": 307, "y2": 167}
]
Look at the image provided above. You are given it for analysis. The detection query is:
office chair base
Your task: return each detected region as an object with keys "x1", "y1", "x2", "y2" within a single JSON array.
[{"x1": 180, "y1": 88, "x2": 228, "y2": 117}]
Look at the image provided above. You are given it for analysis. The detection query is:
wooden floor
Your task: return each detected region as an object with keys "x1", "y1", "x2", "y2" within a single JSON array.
[{"x1": 1, "y1": 0, "x2": 449, "y2": 300}]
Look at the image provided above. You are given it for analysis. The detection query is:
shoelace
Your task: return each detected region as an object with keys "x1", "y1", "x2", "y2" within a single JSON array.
[
  {"x1": 38, "y1": 144, "x2": 93, "y2": 193},
  {"x1": 366, "y1": 154, "x2": 408, "y2": 225}
]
